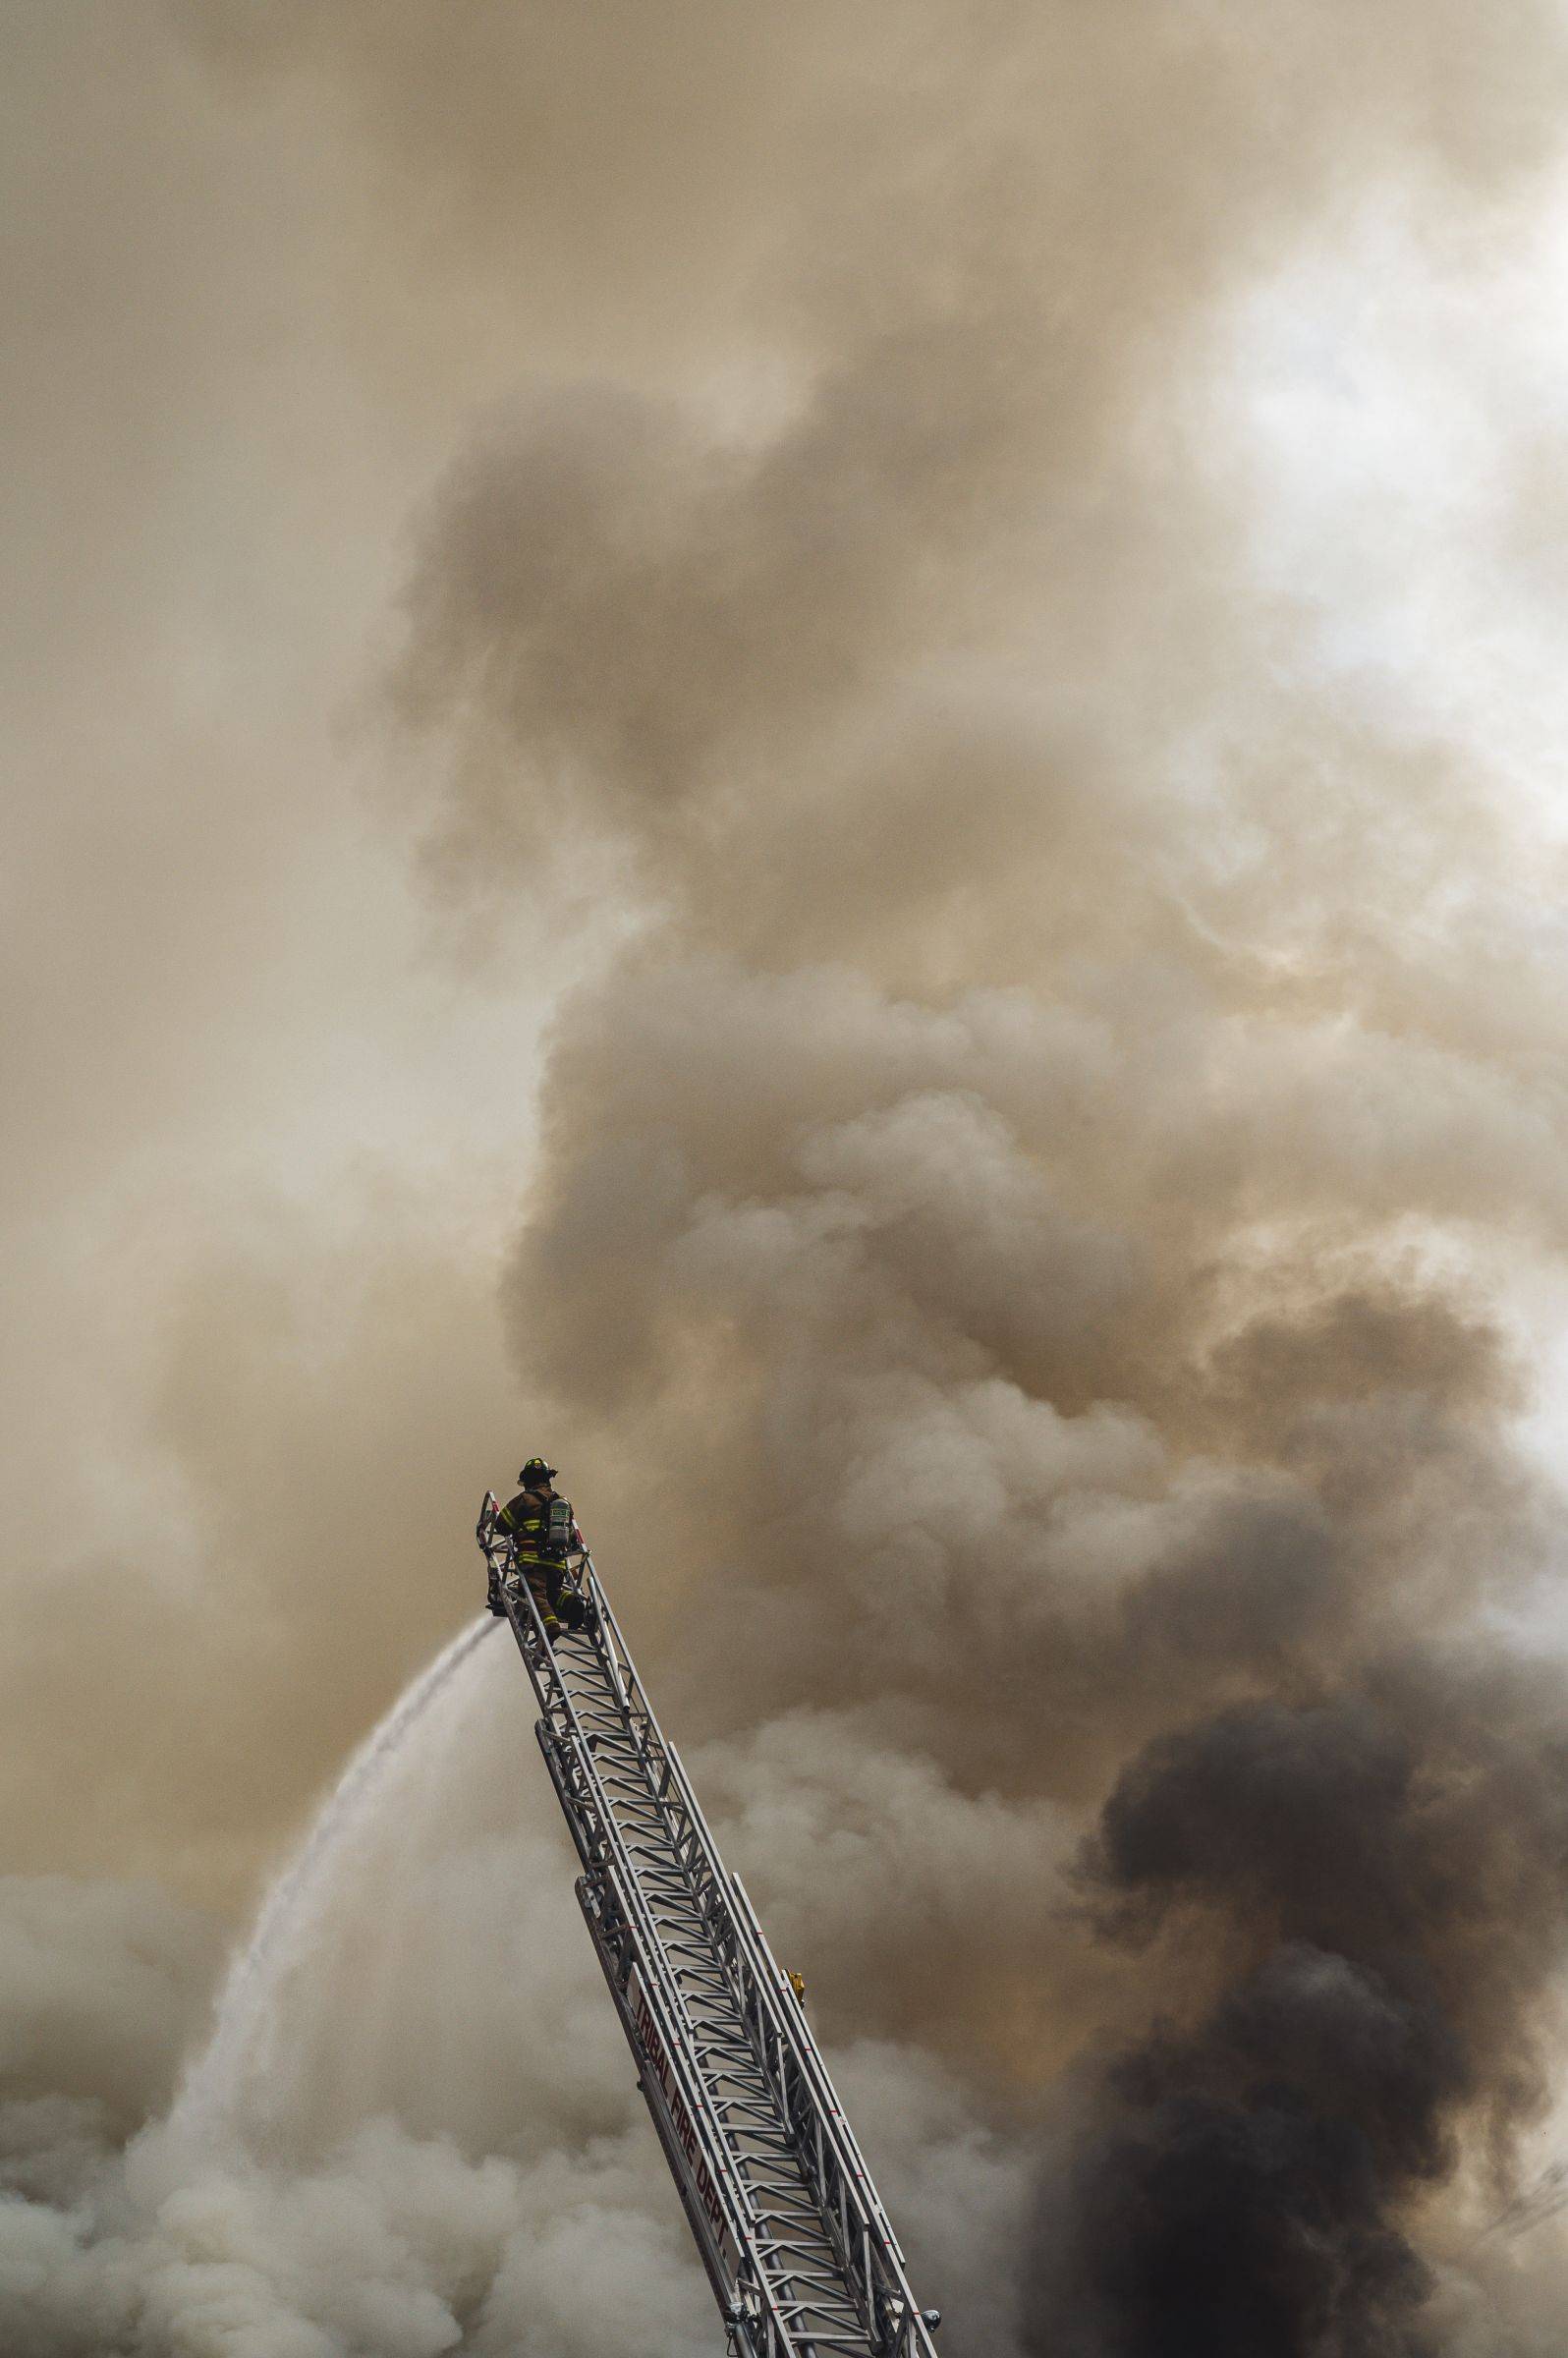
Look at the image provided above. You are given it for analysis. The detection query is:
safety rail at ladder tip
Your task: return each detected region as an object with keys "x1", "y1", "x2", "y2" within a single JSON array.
[{"x1": 476, "y1": 1490, "x2": 945, "y2": 2358}]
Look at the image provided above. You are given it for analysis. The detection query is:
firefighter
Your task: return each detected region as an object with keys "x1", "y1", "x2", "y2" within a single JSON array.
[{"x1": 496, "y1": 1457, "x2": 584, "y2": 1640}]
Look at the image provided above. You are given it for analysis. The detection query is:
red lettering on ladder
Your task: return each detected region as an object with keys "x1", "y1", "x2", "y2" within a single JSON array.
[{"x1": 634, "y1": 1985, "x2": 726, "y2": 2237}]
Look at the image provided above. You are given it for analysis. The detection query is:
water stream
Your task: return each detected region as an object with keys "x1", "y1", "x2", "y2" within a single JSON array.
[{"x1": 166, "y1": 1614, "x2": 496, "y2": 2155}]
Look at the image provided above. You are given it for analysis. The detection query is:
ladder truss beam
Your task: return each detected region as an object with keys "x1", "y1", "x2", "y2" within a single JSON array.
[{"x1": 477, "y1": 1503, "x2": 942, "y2": 2358}]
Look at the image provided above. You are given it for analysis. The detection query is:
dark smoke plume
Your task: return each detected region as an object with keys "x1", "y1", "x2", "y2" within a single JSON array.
[{"x1": 1033, "y1": 1667, "x2": 1568, "y2": 2352}]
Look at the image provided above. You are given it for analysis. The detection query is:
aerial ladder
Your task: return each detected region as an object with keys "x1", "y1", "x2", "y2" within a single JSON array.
[{"x1": 476, "y1": 1495, "x2": 944, "y2": 2358}]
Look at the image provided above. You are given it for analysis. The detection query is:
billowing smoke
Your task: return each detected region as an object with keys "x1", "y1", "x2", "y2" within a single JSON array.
[
  {"x1": 374, "y1": 4, "x2": 1568, "y2": 2346},
  {"x1": 1036, "y1": 1665, "x2": 1568, "y2": 2352},
  {"x1": 10, "y1": 1, "x2": 1568, "y2": 2352}
]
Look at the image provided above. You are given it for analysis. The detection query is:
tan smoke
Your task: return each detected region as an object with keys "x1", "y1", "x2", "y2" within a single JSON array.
[
  {"x1": 377, "y1": 2, "x2": 1568, "y2": 2345},
  {"x1": 7, "y1": 1, "x2": 1568, "y2": 2352}
]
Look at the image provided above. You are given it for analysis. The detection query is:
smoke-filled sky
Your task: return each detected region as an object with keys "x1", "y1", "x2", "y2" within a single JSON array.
[{"x1": 10, "y1": 5, "x2": 1568, "y2": 2353}]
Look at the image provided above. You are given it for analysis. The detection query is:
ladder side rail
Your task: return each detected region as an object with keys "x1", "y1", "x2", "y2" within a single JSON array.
[
  {"x1": 583, "y1": 1559, "x2": 920, "y2": 2233},
  {"x1": 491, "y1": 1553, "x2": 758, "y2": 2236},
  {"x1": 497, "y1": 1561, "x2": 800, "y2": 2358},
  {"x1": 575, "y1": 1559, "x2": 738, "y2": 1952},
  {"x1": 485, "y1": 1539, "x2": 800, "y2": 2358},
  {"x1": 723, "y1": 1882, "x2": 938, "y2": 2358},
  {"x1": 578, "y1": 1874, "x2": 745, "y2": 2331},
  {"x1": 582, "y1": 1558, "x2": 933, "y2": 2354},
  {"x1": 487, "y1": 1522, "x2": 939, "y2": 2356},
  {"x1": 720, "y1": 1920, "x2": 926, "y2": 2358},
  {"x1": 550, "y1": 1771, "x2": 747, "y2": 2331},
  {"x1": 571, "y1": 1874, "x2": 805, "y2": 2358},
  {"x1": 727, "y1": 1873, "x2": 908, "y2": 2260},
  {"x1": 563, "y1": 1556, "x2": 905, "y2": 2348},
  {"x1": 581, "y1": 1561, "x2": 940, "y2": 2358}
]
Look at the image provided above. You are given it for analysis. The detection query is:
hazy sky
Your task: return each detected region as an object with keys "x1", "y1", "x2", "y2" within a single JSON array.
[{"x1": 9, "y1": 7, "x2": 1568, "y2": 2354}]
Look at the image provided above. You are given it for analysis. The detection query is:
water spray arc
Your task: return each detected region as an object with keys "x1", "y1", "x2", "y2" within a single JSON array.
[
  {"x1": 168, "y1": 1615, "x2": 496, "y2": 2155},
  {"x1": 477, "y1": 1494, "x2": 944, "y2": 2358}
]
